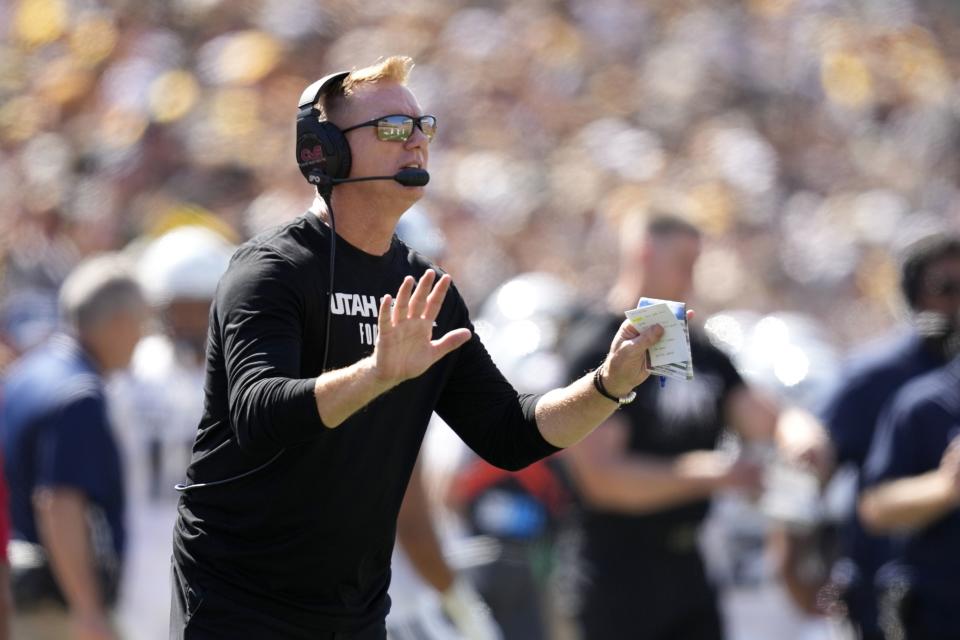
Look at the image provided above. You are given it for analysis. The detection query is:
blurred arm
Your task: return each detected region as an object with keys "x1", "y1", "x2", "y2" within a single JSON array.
[
  {"x1": 396, "y1": 458, "x2": 454, "y2": 592},
  {"x1": 860, "y1": 423, "x2": 960, "y2": 534},
  {"x1": 859, "y1": 471, "x2": 959, "y2": 534},
  {"x1": 33, "y1": 487, "x2": 115, "y2": 638},
  {"x1": 397, "y1": 459, "x2": 503, "y2": 640},
  {"x1": 726, "y1": 385, "x2": 779, "y2": 443},
  {"x1": 564, "y1": 414, "x2": 760, "y2": 513}
]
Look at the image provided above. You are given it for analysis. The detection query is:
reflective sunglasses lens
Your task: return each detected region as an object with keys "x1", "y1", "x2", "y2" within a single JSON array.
[
  {"x1": 419, "y1": 116, "x2": 437, "y2": 140},
  {"x1": 377, "y1": 116, "x2": 413, "y2": 141}
]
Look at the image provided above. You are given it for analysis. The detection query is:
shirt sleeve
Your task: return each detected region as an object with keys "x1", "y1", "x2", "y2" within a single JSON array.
[
  {"x1": 218, "y1": 250, "x2": 324, "y2": 451},
  {"x1": 820, "y1": 375, "x2": 879, "y2": 468},
  {"x1": 435, "y1": 298, "x2": 561, "y2": 471},
  {"x1": 862, "y1": 388, "x2": 948, "y2": 487},
  {"x1": 35, "y1": 393, "x2": 116, "y2": 501}
]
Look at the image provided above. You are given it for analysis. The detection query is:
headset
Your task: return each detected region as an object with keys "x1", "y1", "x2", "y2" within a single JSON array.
[
  {"x1": 176, "y1": 72, "x2": 429, "y2": 493},
  {"x1": 296, "y1": 71, "x2": 354, "y2": 196}
]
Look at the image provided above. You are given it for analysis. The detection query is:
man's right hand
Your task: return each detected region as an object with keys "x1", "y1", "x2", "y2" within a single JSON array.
[{"x1": 372, "y1": 269, "x2": 472, "y2": 387}]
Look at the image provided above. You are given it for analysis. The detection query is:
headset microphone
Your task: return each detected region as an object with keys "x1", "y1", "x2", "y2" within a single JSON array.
[{"x1": 328, "y1": 168, "x2": 430, "y2": 187}]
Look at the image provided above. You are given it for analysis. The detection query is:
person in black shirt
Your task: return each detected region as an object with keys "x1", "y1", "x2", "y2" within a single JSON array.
[
  {"x1": 170, "y1": 56, "x2": 666, "y2": 640},
  {"x1": 562, "y1": 214, "x2": 780, "y2": 640}
]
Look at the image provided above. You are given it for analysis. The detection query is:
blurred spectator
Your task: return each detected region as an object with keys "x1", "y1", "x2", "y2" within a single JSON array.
[
  {"x1": 387, "y1": 207, "x2": 502, "y2": 640},
  {"x1": 698, "y1": 311, "x2": 840, "y2": 640},
  {"x1": 2, "y1": 0, "x2": 959, "y2": 342},
  {"x1": 560, "y1": 213, "x2": 778, "y2": 640},
  {"x1": 2, "y1": 0, "x2": 960, "y2": 634},
  {"x1": 108, "y1": 225, "x2": 235, "y2": 640},
  {"x1": 857, "y1": 356, "x2": 960, "y2": 639},
  {"x1": 816, "y1": 231, "x2": 960, "y2": 639},
  {"x1": 447, "y1": 271, "x2": 580, "y2": 640},
  {"x1": 2, "y1": 254, "x2": 146, "y2": 640},
  {"x1": 392, "y1": 456, "x2": 503, "y2": 640}
]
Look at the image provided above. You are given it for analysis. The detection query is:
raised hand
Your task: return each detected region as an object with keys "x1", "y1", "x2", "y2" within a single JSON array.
[{"x1": 372, "y1": 269, "x2": 472, "y2": 386}]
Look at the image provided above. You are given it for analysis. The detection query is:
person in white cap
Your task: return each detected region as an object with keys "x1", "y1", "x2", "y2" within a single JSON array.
[{"x1": 109, "y1": 226, "x2": 235, "y2": 640}]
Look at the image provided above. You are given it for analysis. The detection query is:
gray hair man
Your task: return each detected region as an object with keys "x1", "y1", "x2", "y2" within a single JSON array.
[{"x1": 3, "y1": 254, "x2": 147, "y2": 640}]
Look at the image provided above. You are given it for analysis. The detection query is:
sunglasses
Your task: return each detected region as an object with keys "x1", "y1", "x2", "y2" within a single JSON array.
[{"x1": 341, "y1": 114, "x2": 437, "y2": 142}]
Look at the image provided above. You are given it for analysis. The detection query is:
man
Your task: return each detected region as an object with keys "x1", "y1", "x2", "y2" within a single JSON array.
[
  {"x1": 170, "y1": 56, "x2": 664, "y2": 639},
  {"x1": 817, "y1": 231, "x2": 960, "y2": 639},
  {"x1": 2, "y1": 254, "x2": 147, "y2": 640},
  {"x1": 857, "y1": 363, "x2": 960, "y2": 639},
  {"x1": 109, "y1": 225, "x2": 236, "y2": 639},
  {"x1": 562, "y1": 213, "x2": 778, "y2": 640}
]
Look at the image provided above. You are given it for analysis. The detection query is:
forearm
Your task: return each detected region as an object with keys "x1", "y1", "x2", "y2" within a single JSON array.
[
  {"x1": 572, "y1": 449, "x2": 721, "y2": 513},
  {"x1": 313, "y1": 356, "x2": 394, "y2": 428},
  {"x1": 396, "y1": 463, "x2": 455, "y2": 592},
  {"x1": 33, "y1": 488, "x2": 106, "y2": 616},
  {"x1": 859, "y1": 471, "x2": 960, "y2": 533},
  {"x1": 534, "y1": 371, "x2": 620, "y2": 449}
]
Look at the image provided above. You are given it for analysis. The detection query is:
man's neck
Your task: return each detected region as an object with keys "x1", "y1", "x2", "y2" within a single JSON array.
[
  {"x1": 312, "y1": 191, "x2": 405, "y2": 255},
  {"x1": 608, "y1": 278, "x2": 682, "y2": 312},
  {"x1": 607, "y1": 279, "x2": 647, "y2": 313}
]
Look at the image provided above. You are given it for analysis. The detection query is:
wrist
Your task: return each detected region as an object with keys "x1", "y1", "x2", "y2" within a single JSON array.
[
  {"x1": 365, "y1": 356, "x2": 398, "y2": 393},
  {"x1": 593, "y1": 362, "x2": 636, "y2": 405}
]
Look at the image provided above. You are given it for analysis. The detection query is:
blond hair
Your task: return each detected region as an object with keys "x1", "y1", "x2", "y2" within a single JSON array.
[{"x1": 319, "y1": 56, "x2": 414, "y2": 121}]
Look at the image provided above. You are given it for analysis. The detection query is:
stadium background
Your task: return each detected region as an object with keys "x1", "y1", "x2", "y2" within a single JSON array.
[{"x1": 2, "y1": 0, "x2": 960, "y2": 638}]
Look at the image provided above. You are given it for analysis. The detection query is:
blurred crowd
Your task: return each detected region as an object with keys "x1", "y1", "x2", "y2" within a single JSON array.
[
  {"x1": 2, "y1": 0, "x2": 960, "y2": 639},
  {"x1": 3, "y1": 0, "x2": 960, "y2": 357}
]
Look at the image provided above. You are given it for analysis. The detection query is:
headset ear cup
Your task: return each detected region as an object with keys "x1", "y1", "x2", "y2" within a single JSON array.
[
  {"x1": 319, "y1": 122, "x2": 351, "y2": 180},
  {"x1": 296, "y1": 114, "x2": 352, "y2": 184}
]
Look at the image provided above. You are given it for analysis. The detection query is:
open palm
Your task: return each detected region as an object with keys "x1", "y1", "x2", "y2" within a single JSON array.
[{"x1": 373, "y1": 269, "x2": 472, "y2": 385}]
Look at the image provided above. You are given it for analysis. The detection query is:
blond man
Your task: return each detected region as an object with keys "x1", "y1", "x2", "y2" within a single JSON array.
[{"x1": 170, "y1": 57, "x2": 664, "y2": 639}]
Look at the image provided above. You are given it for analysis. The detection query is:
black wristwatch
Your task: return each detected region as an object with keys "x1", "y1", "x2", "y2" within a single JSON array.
[{"x1": 593, "y1": 366, "x2": 636, "y2": 406}]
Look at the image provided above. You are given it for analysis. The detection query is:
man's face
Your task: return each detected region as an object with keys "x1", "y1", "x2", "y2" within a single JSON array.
[
  {"x1": 104, "y1": 303, "x2": 148, "y2": 372},
  {"x1": 336, "y1": 81, "x2": 430, "y2": 208},
  {"x1": 644, "y1": 232, "x2": 701, "y2": 301},
  {"x1": 918, "y1": 255, "x2": 960, "y2": 317},
  {"x1": 166, "y1": 298, "x2": 213, "y2": 363}
]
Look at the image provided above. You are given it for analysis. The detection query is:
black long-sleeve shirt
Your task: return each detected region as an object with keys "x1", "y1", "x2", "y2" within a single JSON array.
[{"x1": 173, "y1": 212, "x2": 559, "y2": 634}]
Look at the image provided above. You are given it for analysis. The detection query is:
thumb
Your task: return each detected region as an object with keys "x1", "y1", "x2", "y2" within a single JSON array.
[
  {"x1": 623, "y1": 324, "x2": 664, "y2": 350},
  {"x1": 432, "y1": 328, "x2": 472, "y2": 359}
]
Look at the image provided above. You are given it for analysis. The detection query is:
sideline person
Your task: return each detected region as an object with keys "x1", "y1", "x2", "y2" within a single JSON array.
[{"x1": 170, "y1": 56, "x2": 665, "y2": 639}]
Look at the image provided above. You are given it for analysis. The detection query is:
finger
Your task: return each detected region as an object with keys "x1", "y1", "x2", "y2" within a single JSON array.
[
  {"x1": 378, "y1": 294, "x2": 392, "y2": 335},
  {"x1": 623, "y1": 324, "x2": 664, "y2": 351},
  {"x1": 392, "y1": 276, "x2": 415, "y2": 325},
  {"x1": 430, "y1": 328, "x2": 472, "y2": 359},
  {"x1": 408, "y1": 269, "x2": 436, "y2": 319},
  {"x1": 686, "y1": 309, "x2": 695, "y2": 321},
  {"x1": 424, "y1": 273, "x2": 453, "y2": 321},
  {"x1": 618, "y1": 319, "x2": 640, "y2": 340}
]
